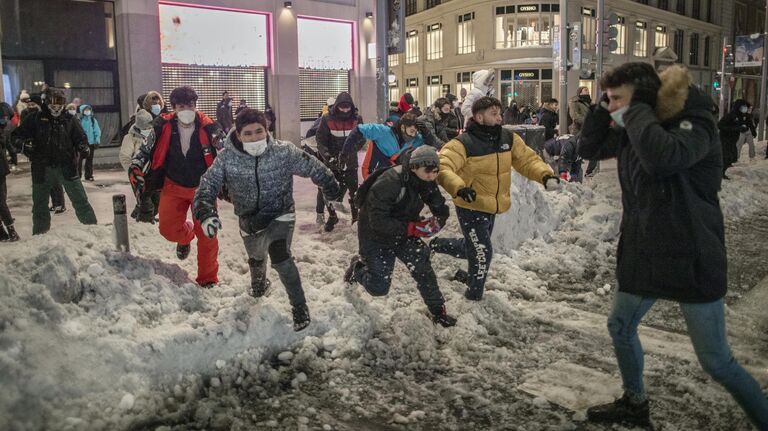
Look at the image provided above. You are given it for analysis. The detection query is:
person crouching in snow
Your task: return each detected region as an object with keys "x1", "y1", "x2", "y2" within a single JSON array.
[
  {"x1": 193, "y1": 109, "x2": 341, "y2": 332},
  {"x1": 343, "y1": 145, "x2": 457, "y2": 327},
  {"x1": 430, "y1": 96, "x2": 560, "y2": 301}
]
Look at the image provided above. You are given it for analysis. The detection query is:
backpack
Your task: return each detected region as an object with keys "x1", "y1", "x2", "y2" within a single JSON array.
[{"x1": 353, "y1": 166, "x2": 406, "y2": 210}]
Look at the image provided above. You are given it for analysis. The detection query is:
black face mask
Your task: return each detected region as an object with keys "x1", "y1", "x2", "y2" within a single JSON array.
[{"x1": 580, "y1": 94, "x2": 592, "y2": 104}]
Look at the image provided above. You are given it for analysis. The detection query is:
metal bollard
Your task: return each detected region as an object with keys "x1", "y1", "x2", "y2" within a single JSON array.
[{"x1": 113, "y1": 194, "x2": 130, "y2": 253}]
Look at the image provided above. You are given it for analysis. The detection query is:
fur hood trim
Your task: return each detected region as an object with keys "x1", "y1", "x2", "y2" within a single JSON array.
[{"x1": 655, "y1": 65, "x2": 691, "y2": 122}]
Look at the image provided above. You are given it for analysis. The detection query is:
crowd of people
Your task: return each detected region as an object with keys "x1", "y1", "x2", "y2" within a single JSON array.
[{"x1": 1, "y1": 61, "x2": 767, "y2": 429}]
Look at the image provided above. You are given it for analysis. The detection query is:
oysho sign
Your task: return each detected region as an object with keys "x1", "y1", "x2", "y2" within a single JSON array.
[
  {"x1": 517, "y1": 4, "x2": 539, "y2": 12},
  {"x1": 514, "y1": 69, "x2": 540, "y2": 80}
]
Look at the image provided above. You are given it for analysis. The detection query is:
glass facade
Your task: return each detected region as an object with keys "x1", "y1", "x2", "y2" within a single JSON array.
[
  {"x1": 495, "y1": 4, "x2": 560, "y2": 49},
  {"x1": 499, "y1": 69, "x2": 552, "y2": 109}
]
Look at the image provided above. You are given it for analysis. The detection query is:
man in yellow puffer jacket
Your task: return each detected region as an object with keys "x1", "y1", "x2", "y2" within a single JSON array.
[{"x1": 430, "y1": 96, "x2": 561, "y2": 300}]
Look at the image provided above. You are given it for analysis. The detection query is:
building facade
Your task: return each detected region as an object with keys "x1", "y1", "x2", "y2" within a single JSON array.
[
  {"x1": 391, "y1": 0, "x2": 731, "y2": 110},
  {"x1": 1, "y1": 0, "x2": 378, "y2": 146}
]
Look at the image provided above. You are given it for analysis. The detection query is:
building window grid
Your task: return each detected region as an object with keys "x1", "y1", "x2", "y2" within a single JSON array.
[
  {"x1": 388, "y1": 53, "x2": 400, "y2": 67},
  {"x1": 389, "y1": 83, "x2": 400, "y2": 106},
  {"x1": 405, "y1": 78, "x2": 419, "y2": 103},
  {"x1": 689, "y1": 33, "x2": 699, "y2": 65},
  {"x1": 582, "y1": 9, "x2": 596, "y2": 50},
  {"x1": 405, "y1": 0, "x2": 417, "y2": 16},
  {"x1": 494, "y1": 6, "x2": 560, "y2": 49},
  {"x1": 704, "y1": 35, "x2": 711, "y2": 66},
  {"x1": 458, "y1": 12, "x2": 476, "y2": 54},
  {"x1": 677, "y1": 0, "x2": 686, "y2": 15},
  {"x1": 655, "y1": 26, "x2": 668, "y2": 48},
  {"x1": 427, "y1": 24, "x2": 443, "y2": 60},
  {"x1": 426, "y1": 75, "x2": 443, "y2": 106},
  {"x1": 674, "y1": 29, "x2": 685, "y2": 63},
  {"x1": 615, "y1": 17, "x2": 627, "y2": 55},
  {"x1": 633, "y1": 21, "x2": 648, "y2": 57},
  {"x1": 426, "y1": 0, "x2": 441, "y2": 9},
  {"x1": 406, "y1": 31, "x2": 419, "y2": 64},
  {"x1": 692, "y1": 0, "x2": 701, "y2": 20},
  {"x1": 658, "y1": 0, "x2": 669, "y2": 10},
  {"x1": 456, "y1": 71, "x2": 474, "y2": 97}
]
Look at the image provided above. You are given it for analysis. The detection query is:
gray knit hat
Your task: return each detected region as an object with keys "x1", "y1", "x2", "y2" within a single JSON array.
[
  {"x1": 134, "y1": 109, "x2": 153, "y2": 130},
  {"x1": 408, "y1": 145, "x2": 440, "y2": 169}
]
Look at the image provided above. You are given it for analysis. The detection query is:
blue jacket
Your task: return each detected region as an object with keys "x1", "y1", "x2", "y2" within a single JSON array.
[
  {"x1": 343, "y1": 123, "x2": 426, "y2": 176},
  {"x1": 78, "y1": 104, "x2": 101, "y2": 146}
]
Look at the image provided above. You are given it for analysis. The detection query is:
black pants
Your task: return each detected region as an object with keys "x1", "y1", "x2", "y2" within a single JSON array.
[
  {"x1": 50, "y1": 181, "x2": 65, "y2": 208},
  {"x1": 0, "y1": 175, "x2": 13, "y2": 226},
  {"x1": 8, "y1": 152, "x2": 17, "y2": 166},
  {"x1": 78, "y1": 145, "x2": 96, "y2": 179},
  {"x1": 585, "y1": 159, "x2": 599, "y2": 175},
  {"x1": 316, "y1": 168, "x2": 358, "y2": 214},
  {"x1": 354, "y1": 236, "x2": 445, "y2": 313},
  {"x1": 430, "y1": 206, "x2": 495, "y2": 299},
  {"x1": 134, "y1": 189, "x2": 161, "y2": 222}
]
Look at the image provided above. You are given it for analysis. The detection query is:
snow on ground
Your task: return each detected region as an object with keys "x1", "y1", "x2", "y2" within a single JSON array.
[{"x1": 1, "y1": 145, "x2": 767, "y2": 431}]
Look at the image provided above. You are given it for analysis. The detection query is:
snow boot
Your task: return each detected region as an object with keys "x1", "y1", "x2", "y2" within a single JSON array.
[
  {"x1": 586, "y1": 393, "x2": 650, "y2": 427},
  {"x1": 52, "y1": 205, "x2": 66, "y2": 214},
  {"x1": 349, "y1": 199, "x2": 359, "y2": 223},
  {"x1": 344, "y1": 255, "x2": 364, "y2": 283},
  {"x1": 176, "y1": 243, "x2": 191, "y2": 260},
  {"x1": 292, "y1": 304, "x2": 311, "y2": 332},
  {"x1": 324, "y1": 212, "x2": 339, "y2": 232},
  {"x1": 430, "y1": 306, "x2": 457, "y2": 327},
  {"x1": 315, "y1": 213, "x2": 325, "y2": 226},
  {"x1": 6, "y1": 225, "x2": 20, "y2": 242},
  {"x1": 452, "y1": 269, "x2": 469, "y2": 285}
]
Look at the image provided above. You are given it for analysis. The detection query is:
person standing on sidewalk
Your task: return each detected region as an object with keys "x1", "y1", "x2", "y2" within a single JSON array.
[
  {"x1": 430, "y1": 96, "x2": 559, "y2": 301},
  {"x1": 0, "y1": 103, "x2": 20, "y2": 241},
  {"x1": 77, "y1": 103, "x2": 101, "y2": 181},
  {"x1": 130, "y1": 86, "x2": 224, "y2": 287},
  {"x1": 578, "y1": 62, "x2": 768, "y2": 429},
  {"x1": 193, "y1": 109, "x2": 340, "y2": 331},
  {"x1": 11, "y1": 88, "x2": 97, "y2": 235}
]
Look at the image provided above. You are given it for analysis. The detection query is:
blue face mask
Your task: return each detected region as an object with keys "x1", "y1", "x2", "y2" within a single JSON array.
[
  {"x1": 84, "y1": 110, "x2": 92, "y2": 116},
  {"x1": 151, "y1": 104, "x2": 162, "y2": 116}
]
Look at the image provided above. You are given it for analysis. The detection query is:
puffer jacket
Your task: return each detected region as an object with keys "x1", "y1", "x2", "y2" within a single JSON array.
[
  {"x1": 119, "y1": 127, "x2": 146, "y2": 171},
  {"x1": 418, "y1": 107, "x2": 460, "y2": 145},
  {"x1": 78, "y1": 104, "x2": 101, "y2": 145},
  {"x1": 193, "y1": 132, "x2": 339, "y2": 234},
  {"x1": 578, "y1": 65, "x2": 725, "y2": 303},
  {"x1": 315, "y1": 91, "x2": 362, "y2": 164},
  {"x1": 568, "y1": 95, "x2": 591, "y2": 133},
  {"x1": 438, "y1": 120, "x2": 553, "y2": 214}
]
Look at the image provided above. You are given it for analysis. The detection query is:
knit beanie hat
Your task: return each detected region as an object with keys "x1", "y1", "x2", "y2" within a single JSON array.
[
  {"x1": 408, "y1": 145, "x2": 440, "y2": 169},
  {"x1": 134, "y1": 109, "x2": 153, "y2": 130}
]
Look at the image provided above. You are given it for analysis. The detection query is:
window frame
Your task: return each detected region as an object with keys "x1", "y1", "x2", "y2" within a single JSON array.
[
  {"x1": 426, "y1": 23, "x2": 443, "y2": 60},
  {"x1": 457, "y1": 12, "x2": 476, "y2": 54},
  {"x1": 633, "y1": 21, "x2": 648, "y2": 57},
  {"x1": 405, "y1": 29, "x2": 420, "y2": 64}
]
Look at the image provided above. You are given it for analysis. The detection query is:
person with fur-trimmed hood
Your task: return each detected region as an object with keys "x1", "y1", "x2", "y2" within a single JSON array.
[
  {"x1": 314, "y1": 91, "x2": 363, "y2": 230},
  {"x1": 193, "y1": 109, "x2": 341, "y2": 331},
  {"x1": 11, "y1": 88, "x2": 97, "y2": 234},
  {"x1": 418, "y1": 97, "x2": 461, "y2": 146},
  {"x1": 343, "y1": 145, "x2": 456, "y2": 327},
  {"x1": 430, "y1": 96, "x2": 558, "y2": 301},
  {"x1": 578, "y1": 62, "x2": 768, "y2": 429},
  {"x1": 129, "y1": 86, "x2": 224, "y2": 287}
]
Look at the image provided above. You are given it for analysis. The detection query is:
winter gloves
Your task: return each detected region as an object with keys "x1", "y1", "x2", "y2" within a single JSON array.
[
  {"x1": 128, "y1": 166, "x2": 145, "y2": 194},
  {"x1": 456, "y1": 187, "x2": 477, "y2": 203},
  {"x1": 543, "y1": 175, "x2": 562, "y2": 191},
  {"x1": 201, "y1": 216, "x2": 223, "y2": 238},
  {"x1": 407, "y1": 217, "x2": 442, "y2": 238}
]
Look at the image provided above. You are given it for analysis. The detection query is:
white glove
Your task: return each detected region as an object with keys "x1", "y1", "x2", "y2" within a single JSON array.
[
  {"x1": 472, "y1": 70, "x2": 495, "y2": 94},
  {"x1": 201, "y1": 217, "x2": 222, "y2": 238},
  {"x1": 543, "y1": 175, "x2": 563, "y2": 191}
]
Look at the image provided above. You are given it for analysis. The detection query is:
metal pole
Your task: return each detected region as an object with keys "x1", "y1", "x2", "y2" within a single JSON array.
[
  {"x1": 375, "y1": 0, "x2": 389, "y2": 123},
  {"x1": 719, "y1": 36, "x2": 727, "y2": 119},
  {"x1": 558, "y1": 0, "x2": 568, "y2": 134},
  {"x1": 759, "y1": 2, "x2": 768, "y2": 140},
  {"x1": 113, "y1": 194, "x2": 130, "y2": 253},
  {"x1": 596, "y1": 0, "x2": 605, "y2": 96}
]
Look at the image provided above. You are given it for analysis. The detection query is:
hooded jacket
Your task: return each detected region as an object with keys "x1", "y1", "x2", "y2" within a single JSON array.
[
  {"x1": 78, "y1": 104, "x2": 101, "y2": 146},
  {"x1": 343, "y1": 123, "x2": 428, "y2": 178},
  {"x1": 119, "y1": 127, "x2": 147, "y2": 171},
  {"x1": 315, "y1": 92, "x2": 363, "y2": 165},
  {"x1": 568, "y1": 95, "x2": 592, "y2": 133},
  {"x1": 438, "y1": 120, "x2": 554, "y2": 214},
  {"x1": 388, "y1": 94, "x2": 414, "y2": 123},
  {"x1": 418, "y1": 106, "x2": 460, "y2": 144},
  {"x1": 142, "y1": 91, "x2": 166, "y2": 118},
  {"x1": 578, "y1": 65, "x2": 725, "y2": 303},
  {"x1": 718, "y1": 99, "x2": 754, "y2": 166},
  {"x1": 358, "y1": 158, "x2": 449, "y2": 246},
  {"x1": 193, "y1": 132, "x2": 339, "y2": 234}
]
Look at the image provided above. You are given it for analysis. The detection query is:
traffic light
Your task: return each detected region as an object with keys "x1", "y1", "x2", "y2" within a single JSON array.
[
  {"x1": 713, "y1": 76, "x2": 721, "y2": 92},
  {"x1": 724, "y1": 45, "x2": 734, "y2": 72},
  {"x1": 605, "y1": 13, "x2": 619, "y2": 52}
]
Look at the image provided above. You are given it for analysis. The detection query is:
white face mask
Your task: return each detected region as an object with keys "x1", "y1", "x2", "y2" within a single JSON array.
[
  {"x1": 243, "y1": 138, "x2": 268, "y2": 157},
  {"x1": 610, "y1": 106, "x2": 629, "y2": 128},
  {"x1": 740, "y1": 106, "x2": 748, "y2": 114},
  {"x1": 177, "y1": 110, "x2": 196, "y2": 125},
  {"x1": 151, "y1": 104, "x2": 162, "y2": 115},
  {"x1": 67, "y1": 109, "x2": 77, "y2": 116}
]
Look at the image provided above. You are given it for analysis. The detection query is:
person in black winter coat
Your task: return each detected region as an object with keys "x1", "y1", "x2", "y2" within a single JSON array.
[
  {"x1": 344, "y1": 146, "x2": 456, "y2": 327},
  {"x1": 314, "y1": 91, "x2": 363, "y2": 230},
  {"x1": 578, "y1": 62, "x2": 768, "y2": 429},
  {"x1": 718, "y1": 99, "x2": 754, "y2": 178},
  {"x1": 11, "y1": 88, "x2": 97, "y2": 235},
  {"x1": 216, "y1": 91, "x2": 234, "y2": 133},
  {"x1": 0, "y1": 103, "x2": 19, "y2": 241},
  {"x1": 539, "y1": 98, "x2": 559, "y2": 140}
]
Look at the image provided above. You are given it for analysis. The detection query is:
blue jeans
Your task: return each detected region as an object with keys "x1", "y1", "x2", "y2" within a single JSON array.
[
  {"x1": 429, "y1": 206, "x2": 495, "y2": 298},
  {"x1": 608, "y1": 291, "x2": 768, "y2": 429}
]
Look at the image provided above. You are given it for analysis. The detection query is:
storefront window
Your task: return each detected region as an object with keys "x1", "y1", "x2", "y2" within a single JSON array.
[
  {"x1": 494, "y1": 4, "x2": 560, "y2": 49},
  {"x1": 499, "y1": 69, "x2": 551, "y2": 109}
]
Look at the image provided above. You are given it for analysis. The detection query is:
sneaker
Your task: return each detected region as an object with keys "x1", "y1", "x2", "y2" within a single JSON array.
[
  {"x1": 324, "y1": 213, "x2": 339, "y2": 232},
  {"x1": 464, "y1": 288, "x2": 483, "y2": 301},
  {"x1": 199, "y1": 281, "x2": 216, "y2": 289},
  {"x1": 292, "y1": 304, "x2": 311, "y2": 332},
  {"x1": 586, "y1": 393, "x2": 650, "y2": 427},
  {"x1": 53, "y1": 206, "x2": 66, "y2": 214},
  {"x1": 344, "y1": 255, "x2": 364, "y2": 283},
  {"x1": 315, "y1": 213, "x2": 325, "y2": 225},
  {"x1": 85, "y1": 177, "x2": 94, "y2": 182},
  {"x1": 0, "y1": 227, "x2": 9, "y2": 242},
  {"x1": 250, "y1": 278, "x2": 272, "y2": 298},
  {"x1": 452, "y1": 269, "x2": 469, "y2": 285},
  {"x1": 430, "y1": 306, "x2": 457, "y2": 327},
  {"x1": 176, "y1": 243, "x2": 191, "y2": 260},
  {"x1": 6, "y1": 226, "x2": 19, "y2": 242}
]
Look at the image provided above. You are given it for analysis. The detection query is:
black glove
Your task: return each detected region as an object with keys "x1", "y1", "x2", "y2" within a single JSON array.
[
  {"x1": 323, "y1": 181, "x2": 342, "y2": 202},
  {"x1": 543, "y1": 175, "x2": 562, "y2": 191},
  {"x1": 22, "y1": 140, "x2": 34, "y2": 157},
  {"x1": 456, "y1": 187, "x2": 477, "y2": 203},
  {"x1": 631, "y1": 76, "x2": 659, "y2": 108}
]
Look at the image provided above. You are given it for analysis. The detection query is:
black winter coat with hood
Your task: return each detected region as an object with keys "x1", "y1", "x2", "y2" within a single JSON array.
[
  {"x1": 578, "y1": 65, "x2": 726, "y2": 303},
  {"x1": 315, "y1": 91, "x2": 363, "y2": 166},
  {"x1": 717, "y1": 99, "x2": 753, "y2": 166},
  {"x1": 358, "y1": 151, "x2": 449, "y2": 246}
]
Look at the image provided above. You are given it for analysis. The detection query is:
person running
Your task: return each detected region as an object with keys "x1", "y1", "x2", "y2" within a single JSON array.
[
  {"x1": 344, "y1": 146, "x2": 456, "y2": 327},
  {"x1": 578, "y1": 62, "x2": 768, "y2": 429},
  {"x1": 193, "y1": 108, "x2": 340, "y2": 331},
  {"x1": 429, "y1": 96, "x2": 559, "y2": 301},
  {"x1": 129, "y1": 86, "x2": 223, "y2": 287},
  {"x1": 11, "y1": 88, "x2": 97, "y2": 235}
]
